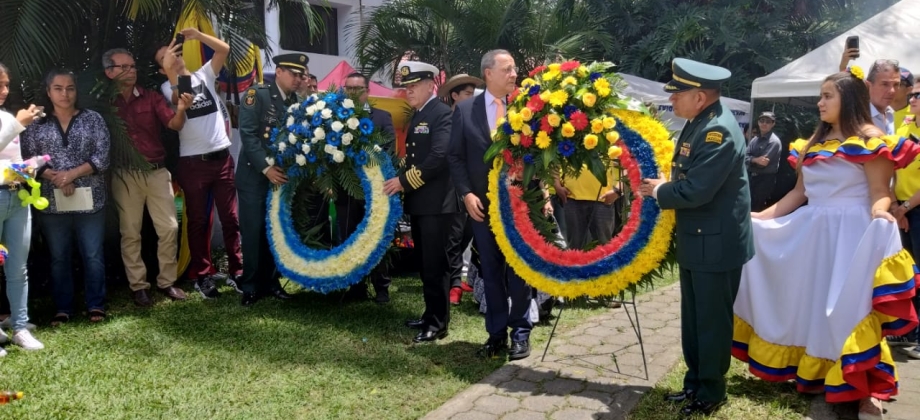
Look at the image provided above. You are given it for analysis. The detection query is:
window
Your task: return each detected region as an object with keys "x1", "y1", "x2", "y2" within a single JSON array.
[{"x1": 280, "y1": 4, "x2": 339, "y2": 56}]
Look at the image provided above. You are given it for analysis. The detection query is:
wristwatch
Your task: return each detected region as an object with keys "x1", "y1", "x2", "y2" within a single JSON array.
[{"x1": 903, "y1": 200, "x2": 912, "y2": 210}]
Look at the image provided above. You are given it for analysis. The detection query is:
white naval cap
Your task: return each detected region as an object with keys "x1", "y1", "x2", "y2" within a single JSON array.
[{"x1": 397, "y1": 60, "x2": 439, "y2": 86}]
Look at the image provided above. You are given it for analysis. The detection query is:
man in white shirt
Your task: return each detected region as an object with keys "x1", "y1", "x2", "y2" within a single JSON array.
[
  {"x1": 156, "y1": 28, "x2": 242, "y2": 299},
  {"x1": 865, "y1": 59, "x2": 900, "y2": 135}
]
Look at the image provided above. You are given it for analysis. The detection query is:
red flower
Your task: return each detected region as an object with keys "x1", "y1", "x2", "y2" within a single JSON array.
[
  {"x1": 526, "y1": 95, "x2": 545, "y2": 112},
  {"x1": 539, "y1": 116, "x2": 553, "y2": 134},
  {"x1": 569, "y1": 111, "x2": 589, "y2": 131},
  {"x1": 560, "y1": 61, "x2": 580, "y2": 72},
  {"x1": 503, "y1": 149, "x2": 514, "y2": 165},
  {"x1": 529, "y1": 65, "x2": 547, "y2": 77},
  {"x1": 520, "y1": 135, "x2": 533, "y2": 148},
  {"x1": 510, "y1": 87, "x2": 520, "y2": 100}
]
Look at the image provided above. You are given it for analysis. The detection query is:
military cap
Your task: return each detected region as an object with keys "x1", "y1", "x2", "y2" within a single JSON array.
[
  {"x1": 273, "y1": 52, "x2": 309, "y2": 74},
  {"x1": 397, "y1": 60, "x2": 439, "y2": 86},
  {"x1": 663, "y1": 58, "x2": 731, "y2": 93}
]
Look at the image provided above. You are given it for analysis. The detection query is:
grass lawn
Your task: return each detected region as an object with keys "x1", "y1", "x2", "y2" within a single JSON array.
[{"x1": 0, "y1": 274, "x2": 621, "y2": 420}]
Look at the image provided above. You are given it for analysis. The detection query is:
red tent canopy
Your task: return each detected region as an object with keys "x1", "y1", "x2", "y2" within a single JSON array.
[{"x1": 318, "y1": 61, "x2": 397, "y2": 97}]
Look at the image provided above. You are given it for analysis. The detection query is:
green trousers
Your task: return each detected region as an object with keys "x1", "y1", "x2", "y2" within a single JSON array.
[{"x1": 679, "y1": 266, "x2": 742, "y2": 403}]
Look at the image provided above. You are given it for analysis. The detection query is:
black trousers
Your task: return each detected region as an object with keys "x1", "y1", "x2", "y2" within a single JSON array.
[
  {"x1": 237, "y1": 185, "x2": 282, "y2": 294},
  {"x1": 445, "y1": 210, "x2": 474, "y2": 289},
  {"x1": 336, "y1": 195, "x2": 390, "y2": 291},
  {"x1": 748, "y1": 173, "x2": 776, "y2": 212},
  {"x1": 411, "y1": 213, "x2": 454, "y2": 332}
]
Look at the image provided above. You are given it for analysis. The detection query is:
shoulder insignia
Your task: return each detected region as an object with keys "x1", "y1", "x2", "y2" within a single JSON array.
[
  {"x1": 244, "y1": 88, "x2": 257, "y2": 107},
  {"x1": 708, "y1": 111, "x2": 715, "y2": 119},
  {"x1": 705, "y1": 131, "x2": 723, "y2": 144}
]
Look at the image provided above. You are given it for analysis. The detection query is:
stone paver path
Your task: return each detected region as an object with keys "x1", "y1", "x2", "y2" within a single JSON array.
[{"x1": 423, "y1": 283, "x2": 683, "y2": 420}]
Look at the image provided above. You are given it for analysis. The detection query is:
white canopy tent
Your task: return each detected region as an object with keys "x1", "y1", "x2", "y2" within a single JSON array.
[
  {"x1": 751, "y1": 0, "x2": 920, "y2": 106},
  {"x1": 619, "y1": 73, "x2": 752, "y2": 133}
]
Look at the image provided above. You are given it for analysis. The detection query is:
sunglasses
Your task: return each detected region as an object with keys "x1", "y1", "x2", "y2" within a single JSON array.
[
  {"x1": 758, "y1": 118, "x2": 774, "y2": 123},
  {"x1": 908, "y1": 92, "x2": 920, "y2": 101}
]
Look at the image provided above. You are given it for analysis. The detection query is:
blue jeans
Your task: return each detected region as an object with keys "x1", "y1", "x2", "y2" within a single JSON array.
[
  {"x1": 0, "y1": 190, "x2": 32, "y2": 331},
  {"x1": 899, "y1": 206, "x2": 920, "y2": 340},
  {"x1": 40, "y1": 210, "x2": 106, "y2": 315}
]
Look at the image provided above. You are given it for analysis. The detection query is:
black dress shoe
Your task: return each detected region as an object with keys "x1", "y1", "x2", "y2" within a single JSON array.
[
  {"x1": 476, "y1": 339, "x2": 509, "y2": 359},
  {"x1": 241, "y1": 292, "x2": 261, "y2": 306},
  {"x1": 508, "y1": 339, "x2": 531, "y2": 360},
  {"x1": 680, "y1": 399, "x2": 726, "y2": 417},
  {"x1": 413, "y1": 329, "x2": 448, "y2": 343},
  {"x1": 374, "y1": 287, "x2": 390, "y2": 304},
  {"x1": 270, "y1": 289, "x2": 294, "y2": 300},
  {"x1": 664, "y1": 389, "x2": 695, "y2": 403},
  {"x1": 405, "y1": 319, "x2": 425, "y2": 329}
]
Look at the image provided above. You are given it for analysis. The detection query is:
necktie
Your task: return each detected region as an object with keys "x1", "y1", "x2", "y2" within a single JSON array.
[{"x1": 494, "y1": 98, "x2": 505, "y2": 130}]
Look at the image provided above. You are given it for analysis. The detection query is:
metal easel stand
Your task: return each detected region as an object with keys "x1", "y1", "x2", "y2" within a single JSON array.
[{"x1": 540, "y1": 288, "x2": 650, "y2": 380}]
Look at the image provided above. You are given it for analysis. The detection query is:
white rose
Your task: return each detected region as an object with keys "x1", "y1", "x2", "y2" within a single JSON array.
[
  {"x1": 286, "y1": 116, "x2": 295, "y2": 126},
  {"x1": 316, "y1": 100, "x2": 326, "y2": 110},
  {"x1": 373, "y1": 145, "x2": 382, "y2": 153},
  {"x1": 278, "y1": 142, "x2": 286, "y2": 152},
  {"x1": 331, "y1": 121, "x2": 344, "y2": 132},
  {"x1": 288, "y1": 133, "x2": 297, "y2": 144},
  {"x1": 265, "y1": 157, "x2": 275, "y2": 166},
  {"x1": 311, "y1": 137, "x2": 319, "y2": 144},
  {"x1": 324, "y1": 144, "x2": 337, "y2": 154},
  {"x1": 332, "y1": 151, "x2": 345, "y2": 163},
  {"x1": 343, "y1": 98, "x2": 355, "y2": 109},
  {"x1": 295, "y1": 154, "x2": 307, "y2": 166},
  {"x1": 347, "y1": 117, "x2": 360, "y2": 130},
  {"x1": 321, "y1": 108, "x2": 333, "y2": 119},
  {"x1": 287, "y1": 103, "x2": 299, "y2": 112},
  {"x1": 302, "y1": 144, "x2": 311, "y2": 154},
  {"x1": 301, "y1": 120, "x2": 309, "y2": 128},
  {"x1": 313, "y1": 127, "x2": 326, "y2": 140},
  {"x1": 342, "y1": 132, "x2": 354, "y2": 146},
  {"x1": 306, "y1": 105, "x2": 316, "y2": 116}
]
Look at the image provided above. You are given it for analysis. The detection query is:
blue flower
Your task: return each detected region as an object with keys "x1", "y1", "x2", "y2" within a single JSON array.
[
  {"x1": 355, "y1": 150, "x2": 368, "y2": 166},
  {"x1": 359, "y1": 118, "x2": 374, "y2": 135},
  {"x1": 523, "y1": 154, "x2": 534, "y2": 164},
  {"x1": 563, "y1": 105, "x2": 577, "y2": 118},
  {"x1": 311, "y1": 113, "x2": 323, "y2": 127},
  {"x1": 307, "y1": 152, "x2": 317, "y2": 163},
  {"x1": 502, "y1": 121, "x2": 514, "y2": 135},
  {"x1": 589, "y1": 72, "x2": 602, "y2": 82},
  {"x1": 336, "y1": 107, "x2": 354, "y2": 119},
  {"x1": 530, "y1": 120, "x2": 540, "y2": 133},
  {"x1": 558, "y1": 140, "x2": 576, "y2": 158},
  {"x1": 326, "y1": 131, "x2": 342, "y2": 147},
  {"x1": 304, "y1": 95, "x2": 317, "y2": 106},
  {"x1": 528, "y1": 85, "x2": 541, "y2": 96},
  {"x1": 323, "y1": 93, "x2": 339, "y2": 103}
]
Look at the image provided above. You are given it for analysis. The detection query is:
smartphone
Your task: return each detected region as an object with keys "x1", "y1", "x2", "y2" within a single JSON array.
[
  {"x1": 178, "y1": 75, "x2": 193, "y2": 96},
  {"x1": 174, "y1": 33, "x2": 185, "y2": 55},
  {"x1": 846, "y1": 35, "x2": 859, "y2": 58}
]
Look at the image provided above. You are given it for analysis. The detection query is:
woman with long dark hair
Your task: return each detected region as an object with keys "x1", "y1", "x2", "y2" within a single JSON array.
[
  {"x1": 732, "y1": 70, "x2": 918, "y2": 420},
  {"x1": 20, "y1": 69, "x2": 110, "y2": 326},
  {"x1": 0, "y1": 62, "x2": 45, "y2": 356}
]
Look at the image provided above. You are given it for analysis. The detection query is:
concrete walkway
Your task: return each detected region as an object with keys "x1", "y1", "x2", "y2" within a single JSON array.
[{"x1": 422, "y1": 283, "x2": 684, "y2": 420}]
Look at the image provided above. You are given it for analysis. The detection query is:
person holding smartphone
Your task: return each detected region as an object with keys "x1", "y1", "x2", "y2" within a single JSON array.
[{"x1": 155, "y1": 29, "x2": 243, "y2": 299}]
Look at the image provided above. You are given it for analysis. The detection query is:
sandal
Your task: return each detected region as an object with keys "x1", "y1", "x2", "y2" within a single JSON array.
[
  {"x1": 50, "y1": 313, "x2": 70, "y2": 327},
  {"x1": 88, "y1": 310, "x2": 106, "y2": 323}
]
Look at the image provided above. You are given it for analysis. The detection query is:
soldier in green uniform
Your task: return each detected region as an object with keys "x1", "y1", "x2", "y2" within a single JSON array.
[
  {"x1": 638, "y1": 58, "x2": 754, "y2": 416},
  {"x1": 235, "y1": 52, "x2": 308, "y2": 306}
]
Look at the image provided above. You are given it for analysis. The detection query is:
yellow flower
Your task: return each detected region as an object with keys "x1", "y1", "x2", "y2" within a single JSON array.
[
  {"x1": 542, "y1": 63, "x2": 562, "y2": 81},
  {"x1": 590, "y1": 119, "x2": 604, "y2": 134},
  {"x1": 521, "y1": 124, "x2": 533, "y2": 136},
  {"x1": 497, "y1": 117, "x2": 506, "y2": 127},
  {"x1": 520, "y1": 107, "x2": 533, "y2": 121},
  {"x1": 508, "y1": 111, "x2": 524, "y2": 131},
  {"x1": 561, "y1": 76, "x2": 578, "y2": 87},
  {"x1": 608, "y1": 145, "x2": 622, "y2": 159},
  {"x1": 548, "y1": 63, "x2": 561, "y2": 72},
  {"x1": 547, "y1": 113, "x2": 562, "y2": 127},
  {"x1": 510, "y1": 134, "x2": 521, "y2": 146},
  {"x1": 536, "y1": 131, "x2": 552, "y2": 149},
  {"x1": 602, "y1": 117, "x2": 617, "y2": 129},
  {"x1": 521, "y1": 78, "x2": 537, "y2": 88},
  {"x1": 849, "y1": 65, "x2": 865, "y2": 80},
  {"x1": 606, "y1": 131, "x2": 620, "y2": 142},
  {"x1": 577, "y1": 66, "x2": 588, "y2": 77},
  {"x1": 549, "y1": 90, "x2": 569, "y2": 107},
  {"x1": 561, "y1": 123, "x2": 575, "y2": 138},
  {"x1": 582, "y1": 92, "x2": 597, "y2": 107},
  {"x1": 539, "y1": 92, "x2": 551, "y2": 102},
  {"x1": 594, "y1": 78, "x2": 611, "y2": 97},
  {"x1": 583, "y1": 134, "x2": 598, "y2": 150}
]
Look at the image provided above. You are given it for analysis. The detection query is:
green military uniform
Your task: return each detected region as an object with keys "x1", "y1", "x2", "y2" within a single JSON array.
[
  {"x1": 655, "y1": 58, "x2": 754, "y2": 409},
  {"x1": 235, "y1": 52, "x2": 308, "y2": 304}
]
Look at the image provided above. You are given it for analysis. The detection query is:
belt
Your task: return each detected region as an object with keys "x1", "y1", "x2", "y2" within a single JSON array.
[
  {"x1": 182, "y1": 148, "x2": 229, "y2": 162},
  {"x1": 0, "y1": 183, "x2": 22, "y2": 191}
]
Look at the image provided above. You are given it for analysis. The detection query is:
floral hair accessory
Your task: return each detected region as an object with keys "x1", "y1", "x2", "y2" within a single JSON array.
[{"x1": 849, "y1": 65, "x2": 865, "y2": 81}]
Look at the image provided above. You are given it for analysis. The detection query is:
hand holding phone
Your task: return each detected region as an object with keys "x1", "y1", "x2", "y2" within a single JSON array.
[
  {"x1": 845, "y1": 35, "x2": 859, "y2": 58},
  {"x1": 174, "y1": 34, "x2": 185, "y2": 56},
  {"x1": 178, "y1": 75, "x2": 193, "y2": 96}
]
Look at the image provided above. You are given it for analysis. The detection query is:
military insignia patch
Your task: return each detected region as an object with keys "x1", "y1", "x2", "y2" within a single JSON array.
[
  {"x1": 679, "y1": 142, "x2": 691, "y2": 156},
  {"x1": 705, "y1": 131, "x2": 723, "y2": 144},
  {"x1": 299, "y1": 55, "x2": 306, "y2": 63},
  {"x1": 400, "y1": 66, "x2": 410, "y2": 76},
  {"x1": 414, "y1": 126, "x2": 430, "y2": 134},
  {"x1": 244, "y1": 88, "x2": 256, "y2": 107}
]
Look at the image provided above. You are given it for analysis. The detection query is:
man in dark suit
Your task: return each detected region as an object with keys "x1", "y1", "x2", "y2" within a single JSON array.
[
  {"x1": 639, "y1": 58, "x2": 754, "y2": 416},
  {"x1": 383, "y1": 60, "x2": 457, "y2": 343},
  {"x1": 340, "y1": 72, "x2": 396, "y2": 303},
  {"x1": 448, "y1": 49, "x2": 535, "y2": 361},
  {"x1": 235, "y1": 52, "x2": 308, "y2": 306}
]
